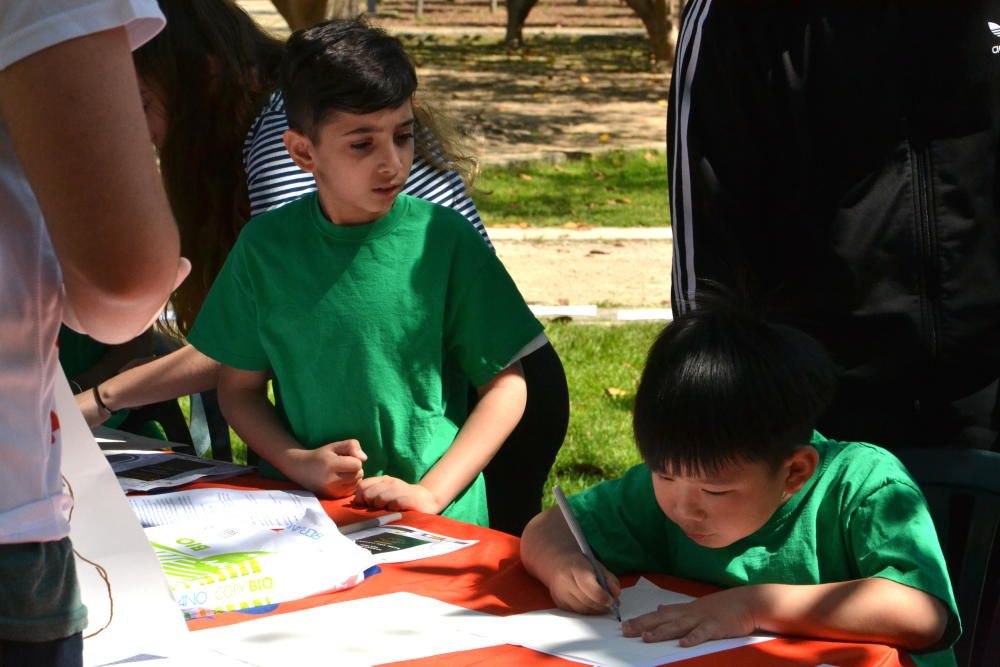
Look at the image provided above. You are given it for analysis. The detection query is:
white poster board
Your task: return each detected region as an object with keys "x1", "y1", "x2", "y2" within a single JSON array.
[{"x1": 55, "y1": 371, "x2": 191, "y2": 665}]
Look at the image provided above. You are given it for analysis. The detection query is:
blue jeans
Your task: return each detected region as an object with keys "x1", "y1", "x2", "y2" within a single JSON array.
[{"x1": 0, "y1": 633, "x2": 82, "y2": 667}]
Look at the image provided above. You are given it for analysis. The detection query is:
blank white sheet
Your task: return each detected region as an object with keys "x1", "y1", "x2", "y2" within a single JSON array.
[
  {"x1": 463, "y1": 577, "x2": 773, "y2": 667},
  {"x1": 191, "y1": 592, "x2": 502, "y2": 666}
]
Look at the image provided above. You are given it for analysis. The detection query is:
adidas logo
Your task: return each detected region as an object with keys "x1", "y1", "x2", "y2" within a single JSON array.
[{"x1": 990, "y1": 21, "x2": 1000, "y2": 53}]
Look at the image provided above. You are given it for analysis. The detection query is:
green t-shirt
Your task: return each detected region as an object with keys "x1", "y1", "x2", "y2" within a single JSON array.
[
  {"x1": 189, "y1": 194, "x2": 543, "y2": 526},
  {"x1": 569, "y1": 433, "x2": 960, "y2": 667},
  {"x1": 0, "y1": 538, "x2": 87, "y2": 641}
]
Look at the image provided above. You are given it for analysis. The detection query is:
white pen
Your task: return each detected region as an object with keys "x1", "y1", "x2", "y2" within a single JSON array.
[
  {"x1": 553, "y1": 485, "x2": 621, "y2": 622},
  {"x1": 339, "y1": 512, "x2": 403, "y2": 535}
]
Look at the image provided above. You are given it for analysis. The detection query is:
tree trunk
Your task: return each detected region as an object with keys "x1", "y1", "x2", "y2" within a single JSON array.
[
  {"x1": 505, "y1": 0, "x2": 541, "y2": 48},
  {"x1": 328, "y1": 0, "x2": 360, "y2": 19},
  {"x1": 623, "y1": 0, "x2": 672, "y2": 63}
]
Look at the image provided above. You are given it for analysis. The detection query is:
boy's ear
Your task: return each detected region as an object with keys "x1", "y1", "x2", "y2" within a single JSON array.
[
  {"x1": 781, "y1": 445, "x2": 819, "y2": 497},
  {"x1": 283, "y1": 129, "x2": 316, "y2": 174}
]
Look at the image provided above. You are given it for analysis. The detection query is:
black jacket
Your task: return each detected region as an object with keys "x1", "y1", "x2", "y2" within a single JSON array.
[{"x1": 668, "y1": 0, "x2": 1000, "y2": 402}]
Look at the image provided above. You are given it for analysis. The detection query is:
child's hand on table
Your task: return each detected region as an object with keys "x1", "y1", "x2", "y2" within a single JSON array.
[
  {"x1": 288, "y1": 438, "x2": 367, "y2": 498},
  {"x1": 546, "y1": 552, "x2": 622, "y2": 616},
  {"x1": 621, "y1": 586, "x2": 757, "y2": 646},
  {"x1": 354, "y1": 475, "x2": 441, "y2": 514}
]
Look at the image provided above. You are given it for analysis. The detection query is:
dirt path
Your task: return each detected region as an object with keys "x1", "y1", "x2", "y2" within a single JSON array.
[{"x1": 495, "y1": 237, "x2": 671, "y2": 308}]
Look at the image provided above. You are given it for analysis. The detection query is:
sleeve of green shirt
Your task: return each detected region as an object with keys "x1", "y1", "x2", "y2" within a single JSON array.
[
  {"x1": 569, "y1": 464, "x2": 674, "y2": 575},
  {"x1": 846, "y1": 480, "x2": 962, "y2": 652},
  {"x1": 443, "y1": 222, "x2": 544, "y2": 387},
  {"x1": 188, "y1": 239, "x2": 269, "y2": 371}
]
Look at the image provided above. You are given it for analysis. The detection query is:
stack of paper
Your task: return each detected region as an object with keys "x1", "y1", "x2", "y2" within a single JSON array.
[
  {"x1": 106, "y1": 449, "x2": 251, "y2": 492},
  {"x1": 130, "y1": 488, "x2": 374, "y2": 619}
]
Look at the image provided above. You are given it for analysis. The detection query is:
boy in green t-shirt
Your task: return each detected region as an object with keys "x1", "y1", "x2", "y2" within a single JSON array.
[
  {"x1": 521, "y1": 303, "x2": 960, "y2": 666},
  {"x1": 188, "y1": 20, "x2": 543, "y2": 526}
]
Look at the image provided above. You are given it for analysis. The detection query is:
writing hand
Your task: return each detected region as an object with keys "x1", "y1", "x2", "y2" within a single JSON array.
[
  {"x1": 546, "y1": 552, "x2": 621, "y2": 615},
  {"x1": 621, "y1": 587, "x2": 757, "y2": 646},
  {"x1": 354, "y1": 475, "x2": 441, "y2": 514}
]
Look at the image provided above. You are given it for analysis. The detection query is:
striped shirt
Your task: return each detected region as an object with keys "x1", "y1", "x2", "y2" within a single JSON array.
[{"x1": 242, "y1": 91, "x2": 490, "y2": 247}]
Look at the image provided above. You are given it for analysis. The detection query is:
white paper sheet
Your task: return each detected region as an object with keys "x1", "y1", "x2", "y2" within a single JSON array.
[
  {"x1": 55, "y1": 371, "x2": 192, "y2": 666},
  {"x1": 128, "y1": 487, "x2": 324, "y2": 529},
  {"x1": 192, "y1": 592, "x2": 502, "y2": 666},
  {"x1": 146, "y1": 508, "x2": 375, "y2": 619},
  {"x1": 349, "y1": 523, "x2": 478, "y2": 564},
  {"x1": 463, "y1": 577, "x2": 773, "y2": 667}
]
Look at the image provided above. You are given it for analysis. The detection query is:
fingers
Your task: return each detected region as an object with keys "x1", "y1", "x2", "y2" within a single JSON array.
[
  {"x1": 678, "y1": 622, "x2": 720, "y2": 647},
  {"x1": 550, "y1": 558, "x2": 619, "y2": 615},
  {"x1": 354, "y1": 476, "x2": 405, "y2": 510},
  {"x1": 331, "y1": 438, "x2": 367, "y2": 461},
  {"x1": 174, "y1": 257, "x2": 192, "y2": 290},
  {"x1": 621, "y1": 603, "x2": 689, "y2": 639}
]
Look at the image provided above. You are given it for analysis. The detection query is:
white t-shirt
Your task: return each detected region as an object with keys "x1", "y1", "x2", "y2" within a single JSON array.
[{"x1": 0, "y1": 0, "x2": 164, "y2": 544}]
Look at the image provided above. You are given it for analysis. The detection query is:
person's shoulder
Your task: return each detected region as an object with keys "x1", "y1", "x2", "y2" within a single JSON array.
[
  {"x1": 398, "y1": 194, "x2": 482, "y2": 241},
  {"x1": 811, "y1": 432, "x2": 921, "y2": 502},
  {"x1": 240, "y1": 193, "x2": 316, "y2": 244}
]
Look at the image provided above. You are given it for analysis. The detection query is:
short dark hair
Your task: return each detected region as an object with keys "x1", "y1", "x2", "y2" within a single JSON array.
[
  {"x1": 280, "y1": 18, "x2": 417, "y2": 139},
  {"x1": 633, "y1": 297, "x2": 836, "y2": 476}
]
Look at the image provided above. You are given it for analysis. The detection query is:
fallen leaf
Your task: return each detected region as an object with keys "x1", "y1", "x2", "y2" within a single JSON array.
[
  {"x1": 579, "y1": 75, "x2": 591, "y2": 84},
  {"x1": 605, "y1": 387, "x2": 629, "y2": 398},
  {"x1": 620, "y1": 196, "x2": 633, "y2": 204},
  {"x1": 517, "y1": 221, "x2": 530, "y2": 228},
  {"x1": 643, "y1": 152, "x2": 656, "y2": 162},
  {"x1": 557, "y1": 298, "x2": 570, "y2": 305},
  {"x1": 606, "y1": 199, "x2": 618, "y2": 206},
  {"x1": 587, "y1": 249, "x2": 609, "y2": 256},
  {"x1": 657, "y1": 99, "x2": 668, "y2": 107},
  {"x1": 518, "y1": 173, "x2": 533, "y2": 181},
  {"x1": 598, "y1": 133, "x2": 611, "y2": 143}
]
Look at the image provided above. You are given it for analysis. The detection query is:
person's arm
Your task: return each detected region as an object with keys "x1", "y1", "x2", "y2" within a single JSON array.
[
  {"x1": 69, "y1": 330, "x2": 156, "y2": 392},
  {"x1": 521, "y1": 505, "x2": 622, "y2": 614},
  {"x1": 217, "y1": 365, "x2": 367, "y2": 498},
  {"x1": 75, "y1": 344, "x2": 222, "y2": 426},
  {"x1": 354, "y1": 362, "x2": 527, "y2": 514},
  {"x1": 0, "y1": 26, "x2": 186, "y2": 343},
  {"x1": 620, "y1": 578, "x2": 948, "y2": 651}
]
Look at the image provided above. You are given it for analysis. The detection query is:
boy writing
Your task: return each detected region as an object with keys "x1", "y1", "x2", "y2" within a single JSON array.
[
  {"x1": 521, "y1": 303, "x2": 960, "y2": 666},
  {"x1": 188, "y1": 20, "x2": 544, "y2": 526}
]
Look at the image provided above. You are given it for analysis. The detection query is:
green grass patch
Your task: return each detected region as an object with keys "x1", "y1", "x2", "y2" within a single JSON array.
[
  {"x1": 476, "y1": 150, "x2": 669, "y2": 227},
  {"x1": 541, "y1": 321, "x2": 661, "y2": 503}
]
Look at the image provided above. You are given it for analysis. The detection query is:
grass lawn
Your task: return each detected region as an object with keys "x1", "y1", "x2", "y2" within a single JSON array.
[
  {"x1": 541, "y1": 321, "x2": 660, "y2": 504},
  {"x1": 476, "y1": 149, "x2": 669, "y2": 228},
  {"x1": 197, "y1": 321, "x2": 660, "y2": 506}
]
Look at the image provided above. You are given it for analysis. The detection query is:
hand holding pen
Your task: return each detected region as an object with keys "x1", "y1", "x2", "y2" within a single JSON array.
[{"x1": 553, "y1": 485, "x2": 622, "y2": 621}]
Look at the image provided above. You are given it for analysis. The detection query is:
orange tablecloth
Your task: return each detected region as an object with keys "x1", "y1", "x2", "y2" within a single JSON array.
[{"x1": 183, "y1": 475, "x2": 911, "y2": 667}]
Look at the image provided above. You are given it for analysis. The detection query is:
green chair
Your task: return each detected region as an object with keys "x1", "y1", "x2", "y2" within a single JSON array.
[{"x1": 894, "y1": 448, "x2": 1000, "y2": 667}]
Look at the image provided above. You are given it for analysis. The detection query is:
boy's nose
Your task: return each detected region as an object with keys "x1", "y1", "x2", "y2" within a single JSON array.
[
  {"x1": 378, "y1": 147, "x2": 403, "y2": 174},
  {"x1": 673, "y1": 491, "x2": 707, "y2": 522}
]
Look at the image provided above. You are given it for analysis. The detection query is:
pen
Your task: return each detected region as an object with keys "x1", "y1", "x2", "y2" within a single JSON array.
[
  {"x1": 339, "y1": 512, "x2": 403, "y2": 535},
  {"x1": 553, "y1": 485, "x2": 621, "y2": 622}
]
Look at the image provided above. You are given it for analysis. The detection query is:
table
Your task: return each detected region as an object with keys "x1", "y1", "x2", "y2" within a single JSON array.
[{"x1": 178, "y1": 475, "x2": 910, "y2": 667}]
